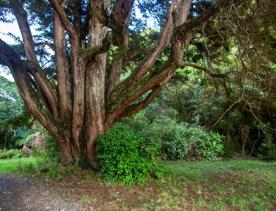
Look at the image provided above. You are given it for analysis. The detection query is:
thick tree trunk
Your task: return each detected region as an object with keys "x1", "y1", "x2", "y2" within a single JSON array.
[
  {"x1": 58, "y1": 130, "x2": 104, "y2": 166},
  {"x1": 85, "y1": 63, "x2": 106, "y2": 166},
  {"x1": 59, "y1": 138, "x2": 73, "y2": 165}
]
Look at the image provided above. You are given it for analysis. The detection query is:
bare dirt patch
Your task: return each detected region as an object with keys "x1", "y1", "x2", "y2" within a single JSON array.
[
  {"x1": 0, "y1": 174, "x2": 162, "y2": 210},
  {"x1": 0, "y1": 175, "x2": 88, "y2": 211}
]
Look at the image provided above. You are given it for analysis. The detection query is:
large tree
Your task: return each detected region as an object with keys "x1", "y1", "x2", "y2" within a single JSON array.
[{"x1": 0, "y1": 0, "x2": 239, "y2": 165}]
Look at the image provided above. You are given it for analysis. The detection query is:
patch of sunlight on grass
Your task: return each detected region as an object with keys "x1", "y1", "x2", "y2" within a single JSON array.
[{"x1": 0, "y1": 157, "x2": 46, "y2": 174}]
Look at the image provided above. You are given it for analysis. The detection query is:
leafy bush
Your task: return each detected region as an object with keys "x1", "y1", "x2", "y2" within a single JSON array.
[
  {"x1": 158, "y1": 119, "x2": 223, "y2": 160},
  {"x1": 43, "y1": 132, "x2": 60, "y2": 161},
  {"x1": 96, "y1": 123, "x2": 162, "y2": 185},
  {"x1": 127, "y1": 116, "x2": 224, "y2": 160},
  {"x1": 257, "y1": 137, "x2": 276, "y2": 160},
  {"x1": 149, "y1": 118, "x2": 190, "y2": 160},
  {"x1": 0, "y1": 149, "x2": 25, "y2": 159},
  {"x1": 195, "y1": 132, "x2": 224, "y2": 160},
  {"x1": 0, "y1": 110, "x2": 32, "y2": 149}
]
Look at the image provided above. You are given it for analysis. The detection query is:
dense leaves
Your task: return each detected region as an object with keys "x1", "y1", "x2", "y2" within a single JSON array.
[
  {"x1": 96, "y1": 123, "x2": 162, "y2": 184},
  {"x1": 0, "y1": 76, "x2": 22, "y2": 120},
  {"x1": 0, "y1": 76, "x2": 33, "y2": 149},
  {"x1": 126, "y1": 114, "x2": 224, "y2": 160}
]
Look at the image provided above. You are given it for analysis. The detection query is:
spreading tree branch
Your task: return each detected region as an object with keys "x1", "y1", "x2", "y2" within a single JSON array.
[
  {"x1": 173, "y1": 0, "x2": 240, "y2": 40},
  {"x1": 53, "y1": 11, "x2": 72, "y2": 120},
  {"x1": 50, "y1": 0, "x2": 77, "y2": 41},
  {"x1": 108, "y1": 0, "x2": 191, "y2": 103},
  {"x1": 105, "y1": 0, "x2": 135, "y2": 98},
  {"x1": 120, "y1": 86, "x2": 163, "y2": 118},
  {"x1": 11, "y1": 1, "x2": 58, "y2": 118},
  {"x1": 0, "y1": 39, "x2": 60, "y2": 140},
  {"x1": 107, "y1": 0, "x2": 242, "y2": 126},
  {"x1": 105, "y1": 60, "x2": 181, "y2": 128}
]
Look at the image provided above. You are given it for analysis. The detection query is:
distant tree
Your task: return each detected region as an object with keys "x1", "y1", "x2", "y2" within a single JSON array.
[
  {"x1": 0, "y1": 76, "x2": 23, "y2": 120},
  {"x1": 0, "y1": 0, "x2": 240, "y2": 165},
  {"x1": 0, "y1": 76, "x2": 32, "y2": 149}
]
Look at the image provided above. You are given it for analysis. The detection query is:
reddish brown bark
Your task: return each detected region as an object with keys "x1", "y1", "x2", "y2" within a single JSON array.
[
  {"x1": 85, "y1": 16, "x2": 107, "y2": 165},
  {"x1": 12, "y1": 2, "x2": 58, "y2": 119}
]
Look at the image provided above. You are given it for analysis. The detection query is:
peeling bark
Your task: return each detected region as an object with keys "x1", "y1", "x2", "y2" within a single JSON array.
[
  {"x1": 54, "y1": 11, "x2": 72, "y2": 119},
  {"x1": 85, "y1": 16, "x2": 108, "y2": 165}
]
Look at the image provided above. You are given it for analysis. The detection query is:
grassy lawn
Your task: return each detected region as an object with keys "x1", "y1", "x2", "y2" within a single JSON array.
[
  {"x1": 165, "y1": 159, "x2": 276, "y2": 180},
  {"x1": 0, "y1": 157, "x2": 275, "y2": 210},
  {"x1": 151, "y1": 160, "x2": 276, "y2": 210},
  {"x1": 0, "y1": 157, "x2": 45, "y2": 174}
]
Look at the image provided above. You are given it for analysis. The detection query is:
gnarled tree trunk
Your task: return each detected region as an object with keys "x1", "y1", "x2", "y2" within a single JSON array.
[{"x1": 0, "y1": 0, "x2": 236, "y2": 166}]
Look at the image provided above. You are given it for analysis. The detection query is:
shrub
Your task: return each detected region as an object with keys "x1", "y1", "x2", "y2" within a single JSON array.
[
  {"x1": 0, "y1": 149, "x2": 24, "y2": 159},
  {"x1": 150, "y1": 118, "x2": 190, "y2": 160},
  {"x1": 127, "y1": 115, "x2": 224, "y2": 160},
  {"x1": 163, "y1": 122, "x2": 224, "y2": 160},
  {"x1": 195, "y1": 132, "x2": 224, "y2": 160},
  {"x1": 257, "y1": 138, "x2": 276, "y2": 160},
  {"x1": 96, "y1": 123, "x2": 162, "y2": 185},
  {"x1": 43, "y1": 132, "x2": 60, "y2": 161}
]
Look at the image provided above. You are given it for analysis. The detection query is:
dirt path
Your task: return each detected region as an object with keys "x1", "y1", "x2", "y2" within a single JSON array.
[
  {"x1": 0, "y1": 175, "x2": 89, "y2": 211},
  {"x1": 0, "y1": 172, "x2": 162, "y2": 211}
]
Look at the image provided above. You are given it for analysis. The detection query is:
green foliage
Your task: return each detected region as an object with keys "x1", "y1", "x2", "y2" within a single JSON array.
[
  {"x1": 223, "y1": 139, "x2": 240, "y2": 158},
  {"x1": 195, "y1": 132, "x2": 224, "y2": 160},
  {"x1": 0, "y1": 76, "x2": 32, "y2": 149},
  {"x1": 14, "y1": 127, "x2": 41, "y2": 147},
  {"x1": 0, "y1": 157, "x2": 44, "y2": 174},
  {"x1": 41, "y1": 132, "x2": 60, "y2": 162},
  {"x1": 258, "y1": 138, "x2": 276, "y2": 160},
  {"x1": 0, "y1": 149, "x2": 25, "y2": 159},
  {"x1": 158, "y1": 120, "x2": 224, "y2": 160},
  {"x1": 0, "y1": 76, "x2": 23, "y2": 120},
  {"x1": 143, "y1": 66, "x2": 275, "y2": 158},
  {"x1": 127, "y1": 115, "x2": 224, "y2": 161},
  {"x1": 149, "y1": 118, "x2": 190, "y2": 160},
  {"x1": 97, "y1": 123, "x2": 162, "y2": 185}
]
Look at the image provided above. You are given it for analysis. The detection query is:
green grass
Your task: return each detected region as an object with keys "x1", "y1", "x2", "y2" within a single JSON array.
[
  {"x1": 140, "y1": 160, "x2": 276, "y2": 210},
  {"x1": 0, "y1": 157, "x2": 46, "y2": 174},
  {"x1": 164, "y1": 160, "x2": 276, "y2": 180},
  {"x1": 0, "y1": 156, "x2": 89, "y2": 181}
]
